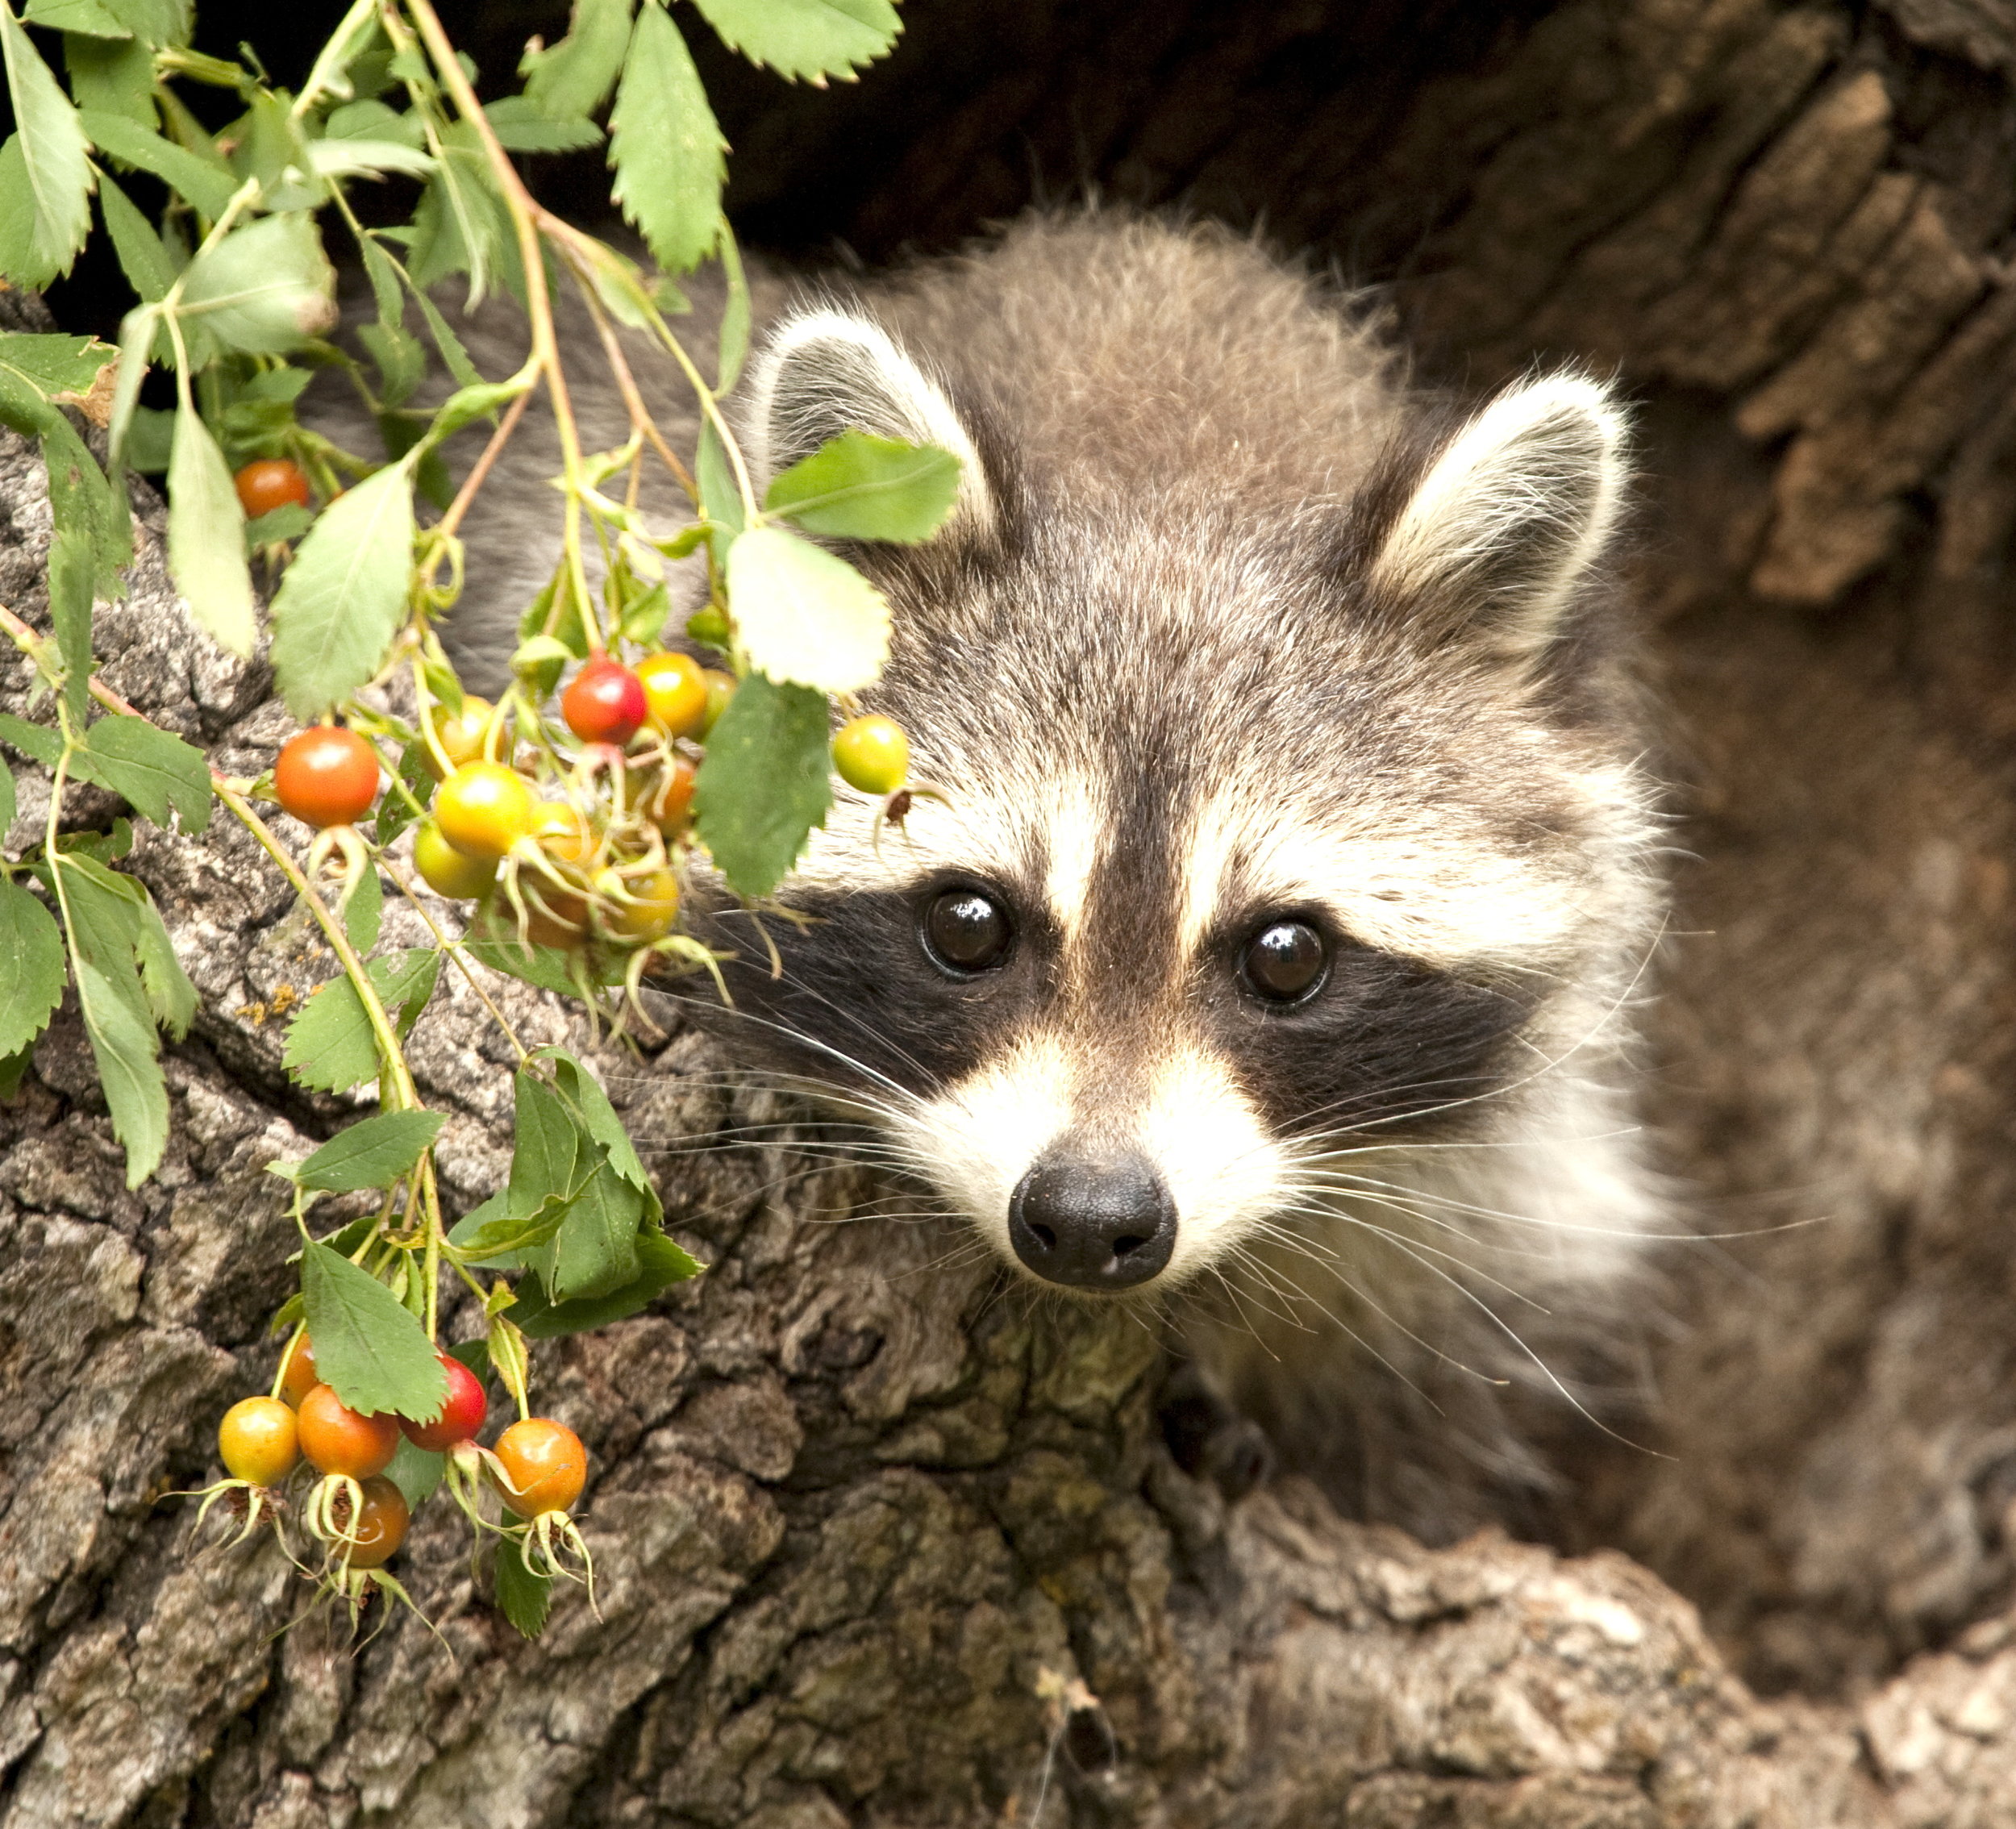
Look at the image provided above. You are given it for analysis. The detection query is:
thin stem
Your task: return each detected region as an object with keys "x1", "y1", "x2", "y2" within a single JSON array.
[{"x1": 438, "y1": 386, "x2": 535, "y2": 540}]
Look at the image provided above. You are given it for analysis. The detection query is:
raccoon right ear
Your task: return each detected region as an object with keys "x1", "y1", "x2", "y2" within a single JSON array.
[
  {"x1": 1364, "y1": 373, "x2": 1627, "y2": 668},
  {"x1": 744, "y1": 307, "x2": 998, "y2": 545}
]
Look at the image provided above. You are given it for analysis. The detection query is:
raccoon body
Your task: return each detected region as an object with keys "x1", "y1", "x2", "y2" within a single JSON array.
[{"x1": 404, "y1": 216, "x2": 1666, "y2": 1538}]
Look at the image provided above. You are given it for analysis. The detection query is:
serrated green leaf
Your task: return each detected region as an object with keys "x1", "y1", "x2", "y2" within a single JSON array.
[
  {"x1": 493, "y1": 1532, "x2": 553, "y2": 1636},
  {"x1": 176, "y1": 212, "x2": 338, "y2": 353},
  {"x1": 65, "y1": 31, "x2": 156, "y2": 127},
  {"x1": 507, "y1": 1069, "x2": 585, "y2": 1214},
  {"x1": 408, "y1": 276, "x2": 481, "y2": 389},
  {"x1": 97, "y1": 170, "x2": 177, "y2": 302},
  {"x1": 0, "y1": 877, "x2": 65, "y2": 1058},
  {"x1": 72, "y1": 953, "x2": 167, "y2": 1185},
  {"x1": 689, "y1": 0, "x2": 898, "y2": 80},
  {"x1": 608, "y1": 3, "x2": 723, "y2": 275},
  {"x1": 0, "y1": 763, "x2": 15, "y2": 830},
  {"x1": 692, "y1": 670, "x2": 833, "y2": 898},
  {"x1": 166, "y1": 403, "x2": 256, "y2": 657},
  {"x1": 98, "y1": 0, "x2": 185, "y2": 43},
  {"x1": 299, "y1": 1241, "x2": 449, "y2": 1419},
  {"x1": 697, "y1": 417, "x2": 744, "y2": 566},
  {"x1": 764, "y1": 431, "x2": 961, "y2": 544},
  {"x1": 0, "y1": 710, "x2": 62, "y2": 765},
  {"x1": 513, "y1": 1231, "x2": 702, "y2": 1338},
  {"x1": 269, "y1": 456, "x2": 416, "y2": 719},
  {"x1": 0, "y1": 10, "x2": 94, "y2": 287},
  {"x1": 0, "y1": 330, "x2": 117, "y2": 399},
  {"x1": 326, "y1": 99, "x2": 423, "y2": 148},
  {"x1": 41, "y1": 413, "x2": 115, "y2": 721},
  {"x1": 452, "y1": 1190, "x2": 570, "y2": 1265},
  {"x1": 77, "y1": 715, "x2": 212, "y2": 831},
  {"x1": 539, "y1": 1047, "x2": 656, "y2": 1202},
  {"x1": 27, "y1": 0, "x2": 127, "y2": 38},
  {"x1": 727, "y1": 523, "x2": 889, "y2": 694},
  {"x1": 341, "y1": 863, "x2": 382, "y2": 954},
  {"x1": 485, "y1": 96, "x2": 601, "y2": 152},
  {"x1": 281, "y1": 948, "x2": 440, "y2": 1093},
  {"x1": 79, "y1": 110, "x2": 234, "y2": 220},
  {"x1": 297, "y1": 1108, "x2": 445, "y2": 1194},
  {"x1": 127, "y1": 884, "x2": 194, "y2": 1035},
  {"x1": 521, "y1": 0, "x2": 634, "y2": 120},
  {"x1": 385, "y1": 1433, "x2": 444, "y2": 1507},
  {"x1": 544, "y1": 1157, "x2": 644, "y2": 1301}
]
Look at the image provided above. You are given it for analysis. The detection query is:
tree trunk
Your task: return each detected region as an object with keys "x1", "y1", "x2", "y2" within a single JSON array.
[{"x1": 11, "y1": 0, "x2": 2016, "y2": 1823}]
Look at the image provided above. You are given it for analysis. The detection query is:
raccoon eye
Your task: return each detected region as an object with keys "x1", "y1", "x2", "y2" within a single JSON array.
[
  {"x1": 1241, "y1": 919, "x2": 1328, "y2": 1004},
  {"x1": 922, "y1": 887, "x2": 1013, "y2": 973}
]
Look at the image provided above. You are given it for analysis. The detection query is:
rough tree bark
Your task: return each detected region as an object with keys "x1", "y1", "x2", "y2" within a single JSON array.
[{"x1": 10, "y1": 0, "x2": 2016, "y2": 1823}]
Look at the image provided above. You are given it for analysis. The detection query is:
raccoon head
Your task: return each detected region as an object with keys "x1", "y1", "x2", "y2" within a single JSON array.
[{"x1": 698, "y1": 295, "x2": 1651, "y2": 1302}]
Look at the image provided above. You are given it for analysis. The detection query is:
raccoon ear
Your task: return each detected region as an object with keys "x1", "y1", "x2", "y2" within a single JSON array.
[
  {"x1": 744, "y1": 307, "x2": 998, "y2": 544},
  {"x1": 1365, "y1": 374, "x2": 1627, "y2": 665}
]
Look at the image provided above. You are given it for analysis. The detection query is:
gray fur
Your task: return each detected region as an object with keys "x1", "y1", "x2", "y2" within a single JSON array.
[{"x1": 341, "y1": 214, "x2": 1664, "y2": 1542}]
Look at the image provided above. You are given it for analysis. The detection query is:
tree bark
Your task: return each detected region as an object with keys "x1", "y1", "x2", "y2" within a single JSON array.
[{"x1": 11, "y1": 0, "x2": 2016, "y2": 1823}]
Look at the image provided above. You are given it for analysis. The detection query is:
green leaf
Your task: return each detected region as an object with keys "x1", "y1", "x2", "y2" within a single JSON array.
[
  {"x1": 72, "y1": 954, "x2": 168, "y2": 1185},
  {"x1": 371, "y1": 741, "x2": 433, "y2": 848},
  {"x1": 513, "y1": 1231, "x2": 702, "y2": 1338},
  {"x1": 0, "y1": 1042, "x2": 34, "y2": 1098},
  {"x1": 484, "y1": 96, "x2": 601, "y2": 153},
  {"x1": 126, "y1": 883, "x2": 194, "y2": 1035},
  {"x1": 176, "y1": 213, "x2": 338, "y2": 354},
  {"x1": 521, "y1": 0, "x2": 634, "y2": 120},
  {"x1": 326, "y1": 99, "x2": 423, "y2": 148},
  {"x1": 268, "y1": 457, "x2": 416, "y2": 719},
  {"x1": 427, "y1": 377, "x2": 523, "y2": 444},
  {"x1": 493, "y1": 1532, "x2": 553, "y2": 1637},
  {"x1": 689, "y1": 0, "x2": 898, "y2": 80},
  {"x1": 0, "y1": 710, "x2": 62, "y2": 765},
  {"x1": 166, "y1": 403, "x2": 256, "y2": 657},
  {"x1": 97, "y1": 0, "x2": 185, "y2": 44},
  {"x1": 692, "y1": 669, "x2": 834, "y2": 898},
  {"x1": 539, "y1": 1047, "x2": 657, "y2": 1204},
  {"x1": 358, "y1": 318, "x2": 424, "y2": 406},
  {"x1": 341, "y1": 862, "x2": 382, "y2": 955},
  {"x1": 697, "y1": 417, "x2": 744, "y2": 566},
  {"x1": 97, "y1": 170, "x2": 177, "y2": 302},
  {"x1": 64, "y1": 31, "x2": 156, "y2": 128},
  {"x1": 0, "y1": 9, "x2": 93, "y2": 286},
  {"x1": 0, "y1": 329, "x2": 118, "y2": 399},
  {"x1": 299, "y1": 1241, "x2": 449, "y2": 1419},
  {"x1": 281, "y1": 948, "x2": 440, "y2": 1094},
  {"x1": 608, "y1": 2, "x2": 723, "y2": 275},
  {"x1": 0, "y1": 761, "x2": 14, "y2": 829},
  {"x1": 385, "y1": 1433, "x2": 444, "y2": 1507},
  {"x1": 245, "y1": 502, "x2": 312, "y2": 547},
  {"x1": 106, "y1": 302, "x2": 153, "y2": 461},
  {"x1": 0, "y1": 877, "x2": 65, "y2": 1059},
  {"x1": 296, "y1": 1108, "x2": 446, "y2": 1194},
  {"x1": 27, "y1": 0, "x2": 128, "y2": 39},
  {"x1": 77, "y1": 715, "x2": 212, "y2": 831},
  {"x1": 727, "y1": 523, "x2": 890, "y2": 694},
  {"x1": 78, "y1": 110, "x2": 234, "y2": 220},
  {"x1": 764, "y1": 431, "x2": 961, "y2": 544},
  {"x1": 306, "y1": 136, "x2": 434, "y2": 181},
  {"x1": 41, "y1": 412, "x2": 118, "y2": 721}
]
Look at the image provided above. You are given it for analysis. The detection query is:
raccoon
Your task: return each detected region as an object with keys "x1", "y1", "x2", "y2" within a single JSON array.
[{"x1": 410, "y1": 215, "x2": 1666, "y2": 1539}]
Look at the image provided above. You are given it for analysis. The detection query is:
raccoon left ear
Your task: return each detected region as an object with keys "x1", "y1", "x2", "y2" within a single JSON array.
[
  {"x1": 743, "y1": 306, "x2": 998, "y2": 544},
  {"x1": 1365, "y1": 373, "x2": 1627, "y2": 666}
]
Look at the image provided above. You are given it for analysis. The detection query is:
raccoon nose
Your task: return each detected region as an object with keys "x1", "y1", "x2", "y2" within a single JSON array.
[{"x1": 1008, "y1": 1153, "x2": 1177, "y2": 1290}]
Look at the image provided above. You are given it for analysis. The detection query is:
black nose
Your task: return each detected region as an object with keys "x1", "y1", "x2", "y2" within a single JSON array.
[{"x1": 1008, "y1": 1152, "x2": 1177, "y2": 1290}]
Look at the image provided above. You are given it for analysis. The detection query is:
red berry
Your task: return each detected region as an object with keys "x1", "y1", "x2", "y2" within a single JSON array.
[
  {"x1": 561, "y1": 657, "x2": 648, "y2": 746},
  {"x1": 273, "y1": 727, "x2": 381, "y2": 828},
  {"x1": 235, "y1": 457, "x2": 311, "y2": 519},
  {"x1": 400, "y1": 1354, "x2": 488, "y2": 1452}
]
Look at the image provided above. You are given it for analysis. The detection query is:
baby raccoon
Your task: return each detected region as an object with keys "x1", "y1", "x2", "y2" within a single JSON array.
[{"x1": 431, "y1": 215, "x2": 1665, "y2": 1539}]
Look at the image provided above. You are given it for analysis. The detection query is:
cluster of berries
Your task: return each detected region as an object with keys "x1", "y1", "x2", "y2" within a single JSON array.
[
  {"x1": 269, "y1": 622, "x2": 910, "y2": 964},
  {"x1": 212, "y1": 1335, "x2": 586, "y2": 1600}
]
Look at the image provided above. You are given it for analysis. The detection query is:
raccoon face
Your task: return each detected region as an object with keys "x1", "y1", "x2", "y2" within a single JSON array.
[{"x1": 698, "y1": 283, "x2": 1651, "y2": 1301}]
